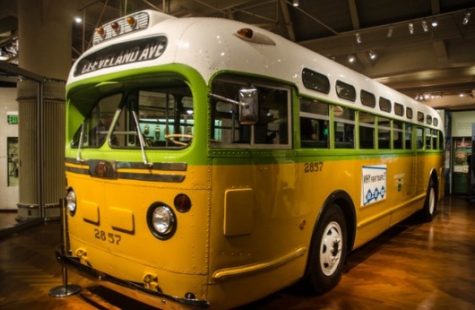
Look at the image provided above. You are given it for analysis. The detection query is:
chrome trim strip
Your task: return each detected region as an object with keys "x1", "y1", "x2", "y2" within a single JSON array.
[
  {"x1": 117, "y1": 173, "x2": 185, "y2": 183},
  {"x1": 65, "y1": 158, "x2": 187, "y2": 171},
  {"x1": 65, "y1": 166, "x2": 89, "y2": 175},
  {"x1": 212, "y1": 247, "x2": 307, "y2": 281},
  {"x1": 117, "y1": 162, "x2": 188, "y2": 171}
]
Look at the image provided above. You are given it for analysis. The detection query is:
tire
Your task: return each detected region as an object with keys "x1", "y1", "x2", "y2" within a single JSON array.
[
  {"x1": 420, "y1": 179, "x2": 437, "y2": 222},
  {"x1": 305, "y1": 205, "x2": 347, "y2": 293}
]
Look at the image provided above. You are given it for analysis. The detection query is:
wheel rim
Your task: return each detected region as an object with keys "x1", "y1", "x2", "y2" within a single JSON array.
[
  {"x1": 320, "y1": 221, "x2": 343, "y2": 276},
  {"x1": 428, "y1": 187, "x2": 436, "y2": 215}
]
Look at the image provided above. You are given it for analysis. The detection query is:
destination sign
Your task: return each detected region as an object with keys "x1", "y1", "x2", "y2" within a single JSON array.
[{"x1": 74, "y1": 36, "x2": 167, "y2": 76}]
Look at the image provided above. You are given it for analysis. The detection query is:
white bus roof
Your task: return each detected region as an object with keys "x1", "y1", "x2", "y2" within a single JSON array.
[{"x1": 68, "y1": 10, "x2": 443, "y2": 130}]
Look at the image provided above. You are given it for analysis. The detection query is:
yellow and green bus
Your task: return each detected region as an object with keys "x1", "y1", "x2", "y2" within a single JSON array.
[{"x1": 61, "y1": 10, "x2": 444, "y2": 308}]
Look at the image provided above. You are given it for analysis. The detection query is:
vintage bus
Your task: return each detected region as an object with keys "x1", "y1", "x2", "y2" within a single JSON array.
[{"x1": 61, "y1": 10, "x2": 444, "y2": 308}]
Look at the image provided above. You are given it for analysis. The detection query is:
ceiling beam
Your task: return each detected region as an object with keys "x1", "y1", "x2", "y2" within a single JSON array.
[
  {"x1": 347, "y1": 0, "x2": 360, "y2": 30},
  {"x1": 430, "y1": 0, "x2": 448, "y2": 65},
  {"x1": 432, "y1": 39, "x2": 448, "y2": 64},
  {"x1": 431, "y1": 0, "x2": 441, "y2": 14},
  {"x1": 278, "y1": 0, "x2": 295, "y2": 41}
]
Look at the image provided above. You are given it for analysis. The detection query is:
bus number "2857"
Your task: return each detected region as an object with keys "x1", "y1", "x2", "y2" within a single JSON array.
[
  {"x1": 304, "y1": 161, "x2": 324, "y2": 173},
  {"x1": 94, "y1": 228, "x2": 121, "y2": 245}
]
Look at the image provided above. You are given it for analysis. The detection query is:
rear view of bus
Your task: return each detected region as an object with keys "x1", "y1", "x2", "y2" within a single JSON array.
[{"x1": 63, "y1": 11, "x2": 211, "y2": 306}]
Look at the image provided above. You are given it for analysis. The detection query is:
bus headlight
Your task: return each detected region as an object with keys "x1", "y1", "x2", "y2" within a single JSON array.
[
  {"x1": 147, "y1": 203, "x2": 176, "y2": 240},
  {"x1": 65, "y1": 188, "x2": 77, "y2": 216}
]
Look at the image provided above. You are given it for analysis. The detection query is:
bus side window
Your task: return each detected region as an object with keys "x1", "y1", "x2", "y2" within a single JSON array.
[
  {"x1": 333, "y1": 105, "x2": 355, "y2": 149},
  {"x1": 416, "y1": 127, "x2": 424, "y2": 150},
  {"x1": 211, "y1": 80, "x2": 250, "y2": 144},
  {"x1": 254, "y1": 87, "x2": 289, "y2": 145},
  {"x1": 359, "y1": 111, "x2": 375, "y2": 149},
  {"x1": 405, "y1": 123, "x2": 413, "y2": 150},
  {"x1": 425, "y1": 128, "x2": 432, "y2": 150},
  {"x1": 299, "y1": 98, "x2": 329, "y2": 148},
  {"x1": 393, "y1": 121, "x2": 403, "y2": 149},
  {"x1": 378, "y1": 117, "x2": 391, "y2": 149},
  {"x1": 431, "y1": 129, "x2": 438, "y2": 150},
  {"x1": 210, "y1": 76, "x2": 290, "y2": 147}
]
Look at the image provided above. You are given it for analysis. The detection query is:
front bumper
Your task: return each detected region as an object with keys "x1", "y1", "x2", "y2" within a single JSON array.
[{"x1": 55, "y1": 249, "x2": 209, "y2": 308}]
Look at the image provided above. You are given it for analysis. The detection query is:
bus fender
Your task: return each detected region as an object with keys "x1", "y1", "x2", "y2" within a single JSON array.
[{"x1": 313, "y1": 190, "x2": 356, "y2": 253}]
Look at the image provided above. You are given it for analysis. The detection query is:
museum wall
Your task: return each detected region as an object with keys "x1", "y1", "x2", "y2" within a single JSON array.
[{"x1": 0, "y1": 86, "x2": 19, "y2": 210}]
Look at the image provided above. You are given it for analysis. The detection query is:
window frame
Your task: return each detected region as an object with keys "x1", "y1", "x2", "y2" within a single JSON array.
[
  {"x1": 302, "y1": 68, "x2": 331, "y2": 94},
  {"x1": 210, "y1": 75, "x2": 292, "y2": 150},
  {"x1": 379, "y1": 97, "x2": 392, "y2": 113},
  {"x1": 335, "y1": 80, "x2": 357, "y2": 102},
  {"x1": 299, "y1": 97, "x2": 330, "y2": 149},
  {"x1": 360, "y1": 90, "x2": 376, "y2": 108}
]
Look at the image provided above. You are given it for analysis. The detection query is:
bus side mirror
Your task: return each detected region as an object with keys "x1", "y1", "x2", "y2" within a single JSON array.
[{"x1": 239, "y1": 87, "x2": 258, "y2": 125}]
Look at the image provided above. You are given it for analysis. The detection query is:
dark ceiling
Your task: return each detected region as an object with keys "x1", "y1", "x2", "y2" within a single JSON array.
[{"x1": 1, "y1": 0, "x2": 475, "y2": 109}]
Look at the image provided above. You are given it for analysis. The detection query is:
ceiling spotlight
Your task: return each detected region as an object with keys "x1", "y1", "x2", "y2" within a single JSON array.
[
  {"x1": 355, "y1": 32, "x2": 362, "y2": 44},
  {"x1": 424, "y1": 93, "x2": 430, "y2": 100},
  {"x1": 348, "y1": 55, "x2": 356, "y2": 63},
  {"x1": 421, "y1": 20, "x2": 429, "y2": 32},
  {"x1": 369, "y1": 50, "x2": 377, "y2": 60},
  {"x1": 74, "y1": 16, "x2": 82, "y2": 24},
  {"x1": 292, "y1": 0, "x2": 299, "y2": 7},
  {"x1": 387, "y1": 26, "x2": 393, "y2": 38},
  {"x1": 463, "y1": 11, "x2": 471, "y2": 25},
  {"x1": 408, "y1": 23, "x2": 414, "y2": 34},
  {"x1": 459, "y1": 92, "x2": 465, "y2": 97},
  {"x1": 431, "y1": 20, "x2": 438, "y2": 28}
]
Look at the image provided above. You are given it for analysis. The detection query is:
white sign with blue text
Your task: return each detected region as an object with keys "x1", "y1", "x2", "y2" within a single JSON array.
[{"x1": 361, "y1": 165, "x2": 387, "y2": 207}]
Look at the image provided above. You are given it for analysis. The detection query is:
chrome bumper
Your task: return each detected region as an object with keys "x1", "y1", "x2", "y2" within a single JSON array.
[{"x1": 55, "y1": 249, "x2": 209, "y2": 308}]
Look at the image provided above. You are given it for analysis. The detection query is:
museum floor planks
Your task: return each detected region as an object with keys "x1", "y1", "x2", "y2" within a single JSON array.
[{"x1": 0, "y1": 197, "x2": 474, "y2": 309}]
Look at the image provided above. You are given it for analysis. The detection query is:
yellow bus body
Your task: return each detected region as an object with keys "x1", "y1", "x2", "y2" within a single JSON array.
[{"x1": 65, "y1": 152, "x2": 443, "y2": 308}]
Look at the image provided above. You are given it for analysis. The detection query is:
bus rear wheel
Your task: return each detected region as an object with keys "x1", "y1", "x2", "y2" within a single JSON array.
[
  {"x1": 421, "y1": 179, "x2": 437, "y2": 222},
  {"x1": 305, "y1": 205, "x2": 347, "y2": 293}
]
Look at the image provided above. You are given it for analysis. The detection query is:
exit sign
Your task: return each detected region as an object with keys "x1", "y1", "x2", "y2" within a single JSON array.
[{"x1": 7, "y1": 113, "x2": 18, "y2": 125}]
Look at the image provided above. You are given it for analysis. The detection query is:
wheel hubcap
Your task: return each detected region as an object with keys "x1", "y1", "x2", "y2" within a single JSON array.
[
  {"x1": 320, "y1": 221, "x2": 343, "y2": 276},
  {"x1": 429, "y1": 187, "x2": 435, "y2": 215}
]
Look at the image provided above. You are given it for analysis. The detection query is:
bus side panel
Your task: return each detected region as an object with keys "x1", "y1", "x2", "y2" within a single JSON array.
[{"x1": 207, "y1": 157, "x2": 361, "y2": 306}]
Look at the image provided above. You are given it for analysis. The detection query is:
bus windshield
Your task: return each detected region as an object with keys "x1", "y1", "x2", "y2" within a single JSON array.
[{"x1": 71, "y1": 82, "x2": 194, "y2": 149}]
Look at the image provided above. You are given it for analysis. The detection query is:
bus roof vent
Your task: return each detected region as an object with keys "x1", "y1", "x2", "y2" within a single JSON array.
[{"x1": 93, "y1": 10, "x2": 176, "y2": 46}]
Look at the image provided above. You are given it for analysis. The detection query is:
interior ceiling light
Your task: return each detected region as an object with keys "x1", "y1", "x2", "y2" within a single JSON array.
[
  {"x1": 459, "y1": 92, "x2": 465, "y2": 97},
  {"x1": 431, "y1": 20, "x2": 438, "y2": 28},
  {"x1": 421, "y1": 20, "x2": 429, "y2": 32},
  {"x1": 348, "y1": 55, "x2": 356, "y2": 63},
  {"x1": 355, "y1": 32, "x2": 362, "y2": 44},
  {"x1": 387, "y1": 26, "x2": 393, "y2": 38},
  {"x1": 292, "y1": 0, "x2": 299, "y2": 7},
  {"x1": 369, "y1": 50, "x2": 377, "y2": 60},
  {"x1": 74, "y1": 16, "x2": 82, "y2": 24},
  {"x1": 463, "y1": 11, "x2": 471, "y2": 25},
  {"x1": 408, "y1": 23, "x2": 414, "y2": 34}
]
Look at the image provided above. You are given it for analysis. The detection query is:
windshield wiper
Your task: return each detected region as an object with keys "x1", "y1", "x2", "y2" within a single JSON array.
[
  {"x1": 131, "y1": 110, "x2": 152, "y2": 168},
  {"x1": 76, "y1": 123, "x2": 85, "y2": 162}
]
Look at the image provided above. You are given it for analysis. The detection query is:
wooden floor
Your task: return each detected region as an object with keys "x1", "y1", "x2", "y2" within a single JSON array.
[{"x1": 0, "y1": 197, "x2": 474, "y2": 309}]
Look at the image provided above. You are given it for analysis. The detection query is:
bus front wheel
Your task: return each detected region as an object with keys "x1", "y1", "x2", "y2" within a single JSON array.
[{"x1": 305, "y1": 205, "x2": 347, "y2": 293}]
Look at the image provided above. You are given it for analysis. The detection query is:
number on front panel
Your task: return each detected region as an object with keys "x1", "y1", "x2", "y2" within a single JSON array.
[{"x1": 94, "y1": 228, "x2": 121, "y2": 245}]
